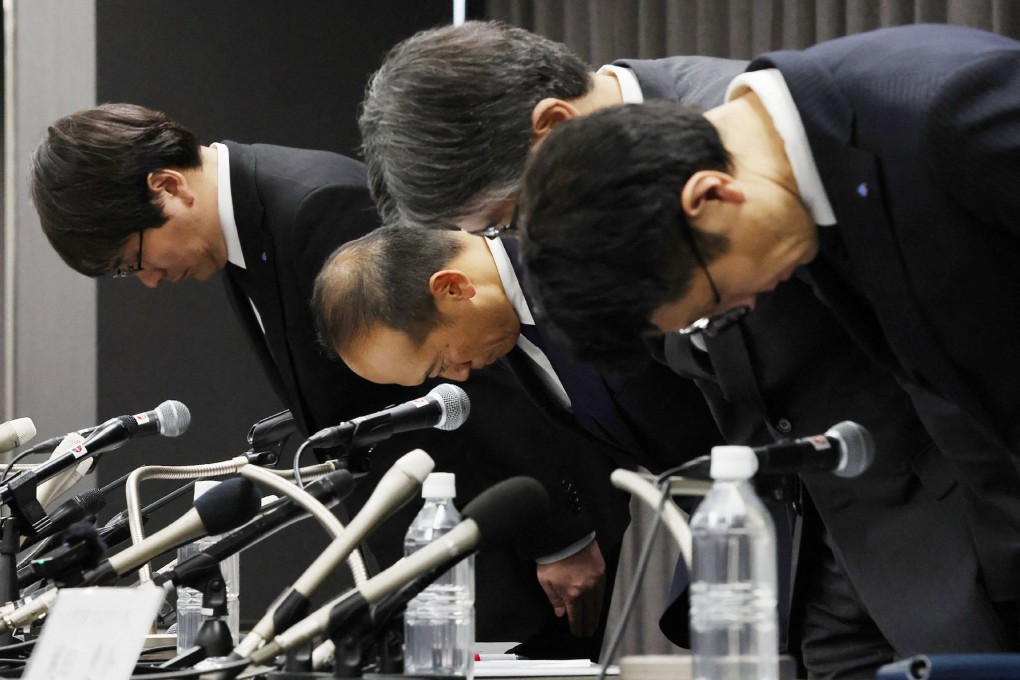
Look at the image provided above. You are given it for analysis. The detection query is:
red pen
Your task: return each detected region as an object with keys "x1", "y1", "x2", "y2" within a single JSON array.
[{"x1": 475, "y1": 654, "x2": 528, "y2": 661}]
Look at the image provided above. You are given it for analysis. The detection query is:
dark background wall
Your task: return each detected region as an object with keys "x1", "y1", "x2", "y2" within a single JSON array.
[{"x1": 94, "y1": 0, "x2": 481, "y2": 622}]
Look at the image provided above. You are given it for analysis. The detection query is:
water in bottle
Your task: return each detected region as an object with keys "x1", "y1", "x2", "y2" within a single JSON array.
[
  {"x1": 175, "y1": 481, "x2": 241, "y2": 655},
  {"x1": 690, "y1": 445, "x2": 779, "y2": 680},
  {"x1": 403, "y1": 472, "x2": 475, "y2": 677}
]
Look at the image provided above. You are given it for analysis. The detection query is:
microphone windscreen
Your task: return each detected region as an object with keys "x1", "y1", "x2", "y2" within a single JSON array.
[
  {"x1": 8, "y1": 417, "x2": 37, "y2": 446},
  {"x1": 64, "y1": 521, "x2": 107, "y2": 569},
  {"x1": 156, "y1": 400, "x2": 191, "y2": 437},
  {"x1": 828, "y1": 421, "x2": 875, "y2": 478},
  {"x1": 461, "y1": 476, "x2": 550, "y2": 549},
  {"x1": 430, "y1": 384, "x2": 470, "y2": 431},
  {"x1": 195, "y1": 477, "x2": 263, "y2": 534}
]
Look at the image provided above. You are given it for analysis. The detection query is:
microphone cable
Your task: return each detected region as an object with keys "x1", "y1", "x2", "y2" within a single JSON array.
[
  {"x1": 596, "y1": 480, "x2": 670, "y2": 680},
  {"x1": 0, "y1": 636, "x2": 36, "y2": 658},
  {"x1": 0, "y1": 448, "x2": 36, "y2": 485},
  {"x1": 656, "y1": 454, "x2": 712, "y2": 482},
  {"x1": 292, "y1": 439, "x2": 313, "y2": 489},
  {"x1": 127, "y1": 656, "x2": 252, "y2": 680}
]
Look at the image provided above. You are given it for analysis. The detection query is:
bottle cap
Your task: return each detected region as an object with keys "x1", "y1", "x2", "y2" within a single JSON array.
[
  {"x1": 709, "y1": 446, "x2": 758, "y2": 480},
  {"x1": 422, "y1": 472, "x2": 456, "y2": 499}
]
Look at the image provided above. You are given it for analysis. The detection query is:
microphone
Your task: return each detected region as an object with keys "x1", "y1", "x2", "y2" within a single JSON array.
[
  {"x1": 20, "y1": 488, "x2": 106, "y2": 550},
  {"x1": 245, "y1": 476, "x2": 551, "y2": 667},
  {"x1": 1, "y1": 417, "x2": 36, "y2": 453},
  {"x1": 81, "y1": 476, "x2": 262, "y2": 586},
  {"x1": 306, "y1": 384, "x2": 470, "y2": 449},
  {"x1": 233, "y1": 449, "x2": 434, "y2": 658},
  {"x1": 0, "y1": 401, "x2": 190, "y2": 533},
  {"x1": 746, "y1": 421, "x2": 874, "y2": 478},
  {"x1": 73, "y1": 399, "x2": 191, "y2": 457},
  {"x1": 153, "y1": 470, "x2": 356, "y2": 589}
]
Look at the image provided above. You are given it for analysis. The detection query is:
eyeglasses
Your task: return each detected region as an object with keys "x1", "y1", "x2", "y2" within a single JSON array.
[
  {"x1": 676, "y1": 305, "x2": 750, "y2": 338},
  {"x1": 674, "y1": 225, "x2": 749, "y2": 338},
  {"x1": 112, "y1": 230, "x2": 144, "y2": 278},
  {"x1": 475, "y1": 205, "x2": 520, "y2": 240}
]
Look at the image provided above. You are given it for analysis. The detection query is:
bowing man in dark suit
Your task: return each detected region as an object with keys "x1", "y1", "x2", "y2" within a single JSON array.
[
  {"x1": 517, "y1": 23, "x2": 1020, "y2": 672},
  {"x1": 29, "y1": 103, "x2": 634, "y2": 659},
  {"x1": 356, "y1": 20, "x2": 1018, "y2": 677},
  {"x1": 313, "y1": 225, "x2": 722, "y2": 475}
]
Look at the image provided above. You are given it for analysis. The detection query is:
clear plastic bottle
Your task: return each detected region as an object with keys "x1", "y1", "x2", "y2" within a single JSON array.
[
  {"x1": 690, "y1": 446, "x2": 779, "y2": 680},
  {"x1": 403, "y1": 472, "x2": 475, "y2": 678},
  {"x1": 175, "y1": 481, "x2": 241, "y2": 655}
]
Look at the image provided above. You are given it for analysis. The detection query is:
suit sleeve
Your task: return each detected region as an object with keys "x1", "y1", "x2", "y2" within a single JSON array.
[
  {"x1": 285, "y1": 185, "x2": 629, "y2": 559},
  {"x1": 925, "y1": 49, "x2": 1020, "y2": 238}
]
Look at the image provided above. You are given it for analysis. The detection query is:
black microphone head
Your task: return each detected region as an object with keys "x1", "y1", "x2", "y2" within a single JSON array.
[
  {"x1": 307, "y1": 469, "x2": 357, "y2": 503},
  {"x1": 77, "y1": 488, "x2": 107, "y2": 516},
  {"x1": 155, "y1": 400, "x2": 191, "y2": 437},
  {"x1": 461, "y1": 476, "x2": 550, "y2": 549},
  {"x1": 827, "y1": 421, "x2": 875, "y2": 478},
  {"x1": 194, "y1": 477, "x2": 263, "y2": 535},
  {"x1": 429, "y1": 384, "x2": 470, "y2": 431}
]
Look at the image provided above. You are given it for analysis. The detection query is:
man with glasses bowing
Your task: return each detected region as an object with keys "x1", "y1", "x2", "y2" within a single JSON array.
[{"x1": 28, "y1": 103, "x2": 640, "y2": 660}]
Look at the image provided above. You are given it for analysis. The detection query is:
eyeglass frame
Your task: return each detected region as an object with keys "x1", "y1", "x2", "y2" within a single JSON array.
[
  {"x1": 476, "y1": 204, "x2": 520, "y2": 240},
  {"x1": 673, "y1": 222, "x2": 749, "y2": 338},
  {"x1": 112, "y1": 230, "x2": 144, "y2": 278}
]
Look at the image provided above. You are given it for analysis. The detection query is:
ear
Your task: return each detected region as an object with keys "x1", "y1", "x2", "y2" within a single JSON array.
[
  {"x1": 147, "y1": 169, "x2": 195, "y2": 206},
  {"x1": 530, "y1": 98, "x2": 582, "y2": 148},
  {"x1": 429, "y1": 269, "x2": 476, "y2": 309},
  {"x1": 680, "y1": 170, "x2": 744, "y2": 228}
]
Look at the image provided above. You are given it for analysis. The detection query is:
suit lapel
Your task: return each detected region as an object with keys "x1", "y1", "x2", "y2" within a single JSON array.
[
  {"x1": 224, "y1": 142, "x2": 311, "y2": 428},
  {"x1": 501, "y1": 238, "x2": 647, "y2": 455}
]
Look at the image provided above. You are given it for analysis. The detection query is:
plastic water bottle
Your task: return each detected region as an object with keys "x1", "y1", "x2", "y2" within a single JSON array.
[
  {"x1": 690, "y1": 445, "x2": 779, "y2": 680},
  {"x1": 175, "y1": 481, "x2": 241, "y2": 655},
  {"x1": 403, "y1": 473, "x2": 475, "y2": 677}
]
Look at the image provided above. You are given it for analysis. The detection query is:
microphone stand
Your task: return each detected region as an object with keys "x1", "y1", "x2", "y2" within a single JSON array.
[
  {"x1": 0, "y1": 517, "x2": 21, "y2": 645},
  {"x1": 157, "y1": 561, "x2": 233, "y2": 670}
]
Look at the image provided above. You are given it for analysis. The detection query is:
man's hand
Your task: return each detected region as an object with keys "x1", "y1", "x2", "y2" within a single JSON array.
[{"x1": 536, "y1": 539, "x2": 606, "y2": 637}]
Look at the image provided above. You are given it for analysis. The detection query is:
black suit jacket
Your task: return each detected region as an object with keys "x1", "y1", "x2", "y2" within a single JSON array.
[
  {"x1": 752, "y1": 24, "x2": 1020, "y2": 606},
  {"x1": 617, "y1": 56, "x2": 1012, "y2": 655},
  {"x1": 502, "y1": 238, "x2": 722, "y2": 472},
  {"x1": 218, "y1": 142, "x2": 631, "y2": 641}
]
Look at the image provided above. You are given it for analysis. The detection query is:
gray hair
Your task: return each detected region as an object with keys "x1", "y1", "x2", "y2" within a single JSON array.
[
  {"x1": 359, "y1": 21, "x2": 592, "y2": 229},
  {"x1": 312, "y1": 225, "x2": 464, "y2": 357}
]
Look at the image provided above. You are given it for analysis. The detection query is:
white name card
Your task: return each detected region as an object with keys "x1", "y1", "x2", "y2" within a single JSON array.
[{"x1": 23, "y1": 585, "x2": 165, "y2": 680}]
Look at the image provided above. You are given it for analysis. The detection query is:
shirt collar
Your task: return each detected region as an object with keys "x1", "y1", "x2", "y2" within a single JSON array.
[
  {"x1": 597, "y1": 64, "x2": 644, "y2": 104},
  {"x1": 483, "y1": 237, "x2": 534, "y2": 326},
  {"x1": 212, "y1": 142, "x2": 246, "y2": 268},
  {"x1": 725, "y1": 69, "x2": 836, "y2": 226}
]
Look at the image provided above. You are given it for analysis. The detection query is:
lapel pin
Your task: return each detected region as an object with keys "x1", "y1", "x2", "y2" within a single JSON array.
[
  {"x1": 856, "y1": 182, "x2": 869, "y2": 198},
  {"x1": 261, "y1": 252, "x2": 268, "y2": 262}
]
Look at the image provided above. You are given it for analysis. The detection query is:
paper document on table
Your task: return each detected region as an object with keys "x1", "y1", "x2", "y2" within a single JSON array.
[{"x1": 475, "y1": 659, "x2": 620, "y2": 677}]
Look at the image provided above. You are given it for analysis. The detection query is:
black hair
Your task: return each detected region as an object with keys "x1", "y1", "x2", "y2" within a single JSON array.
[
  {"x1": 518, "y1": 101, "x2": 730, "y2": 370},
  {"x1": 30, "y1": 103, "x2": 202, "y2": 276}
]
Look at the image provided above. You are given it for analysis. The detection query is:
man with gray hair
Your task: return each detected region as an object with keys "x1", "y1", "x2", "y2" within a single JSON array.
[{"x1": 359, "y1": 20, "x2": 741, "y2": 234}]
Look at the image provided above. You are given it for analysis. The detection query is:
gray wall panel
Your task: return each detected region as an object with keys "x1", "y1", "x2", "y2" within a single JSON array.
[{"x1": 3, "y1": 0, "x2": 95, "y2": 438}]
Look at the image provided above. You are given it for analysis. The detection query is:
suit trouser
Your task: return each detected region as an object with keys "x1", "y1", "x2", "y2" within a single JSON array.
[{"x1": 793, "y1": 498, "x2": 894, "y2": 680}]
